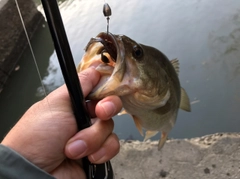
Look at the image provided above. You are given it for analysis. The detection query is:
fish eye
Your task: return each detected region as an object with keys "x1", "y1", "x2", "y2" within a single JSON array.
[{"x1": 132, "y1": 45, "x2": 143, "y2": 59}]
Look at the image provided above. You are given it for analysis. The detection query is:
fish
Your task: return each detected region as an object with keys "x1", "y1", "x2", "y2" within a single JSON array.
[{"x1": 77, "y1": 32, "x2": 191, "y2": 150}]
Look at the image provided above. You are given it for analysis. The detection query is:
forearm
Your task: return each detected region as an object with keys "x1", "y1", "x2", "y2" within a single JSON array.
[{"x1": 0, "y1": 144, "x2": 55, "y2": 179}]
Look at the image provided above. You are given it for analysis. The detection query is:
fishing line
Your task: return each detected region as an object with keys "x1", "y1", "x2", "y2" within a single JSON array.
[
  {"x1": 15, "y1": 0, "x2": 48, "y2": 98},
  {"x1": 15, "y1": 0, "x2": 55, "y2": 131}
]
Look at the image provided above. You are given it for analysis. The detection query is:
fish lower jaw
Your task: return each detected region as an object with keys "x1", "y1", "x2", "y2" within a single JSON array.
[{"x1": 88, "y1": 85, "x2": 136, "y2": 100}]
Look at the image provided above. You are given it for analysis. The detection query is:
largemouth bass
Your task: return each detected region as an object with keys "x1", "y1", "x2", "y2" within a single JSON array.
[{"x1": 77, "y1": 32, "x2": 191, "y2": 150}]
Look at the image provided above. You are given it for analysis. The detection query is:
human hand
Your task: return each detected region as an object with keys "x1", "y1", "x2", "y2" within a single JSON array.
[{"x1": 1, "y1": 68, "x2": 122, "y2": 179}]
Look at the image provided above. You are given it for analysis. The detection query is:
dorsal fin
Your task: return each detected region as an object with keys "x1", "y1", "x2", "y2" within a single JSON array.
[
  {"x1": 180, "y1": 88, "x2": 191, "y2": 112},
  {"x1": 170, "y1": 58, "x2": 179, "y2": 75}
]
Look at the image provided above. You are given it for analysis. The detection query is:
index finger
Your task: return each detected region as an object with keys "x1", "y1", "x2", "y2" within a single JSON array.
[
  {"x1": 45, "y1": 68, "x2": 101, "y2": 105},
  {"x1": 78, "y1": 68, "x2": 101, "y2": 97}
]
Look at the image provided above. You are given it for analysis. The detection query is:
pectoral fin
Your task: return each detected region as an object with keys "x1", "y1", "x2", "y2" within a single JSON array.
[
  {"x1": 132, "y1": 115, "x2": 143, "y2": 136},
  {"x1": 179, "y1": 88, "x2": 191, "y2": 112},
  {"x1": 158, "y1": 131, "x2": 168, "y2": 150},
  {"x1": 118, "y1": 109, "x2": 128, "y2": 116},
  {"x1": 144, "y1": 131, "x2": 159, "y2": 141}
]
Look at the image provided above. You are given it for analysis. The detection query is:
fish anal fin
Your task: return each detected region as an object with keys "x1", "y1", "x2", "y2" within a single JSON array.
[
  {"x1": 118, "y1": 109, "x2": 128, "y2": 116},
  {"x1": 170, "y1": 58, "x2": 179, "y2": 75},
  {"x1": 132, "y1": 115, "x2": 143, "y2": 136},
  {"x1": 144, "y1": 131, "x2": 159, "y2": 141},
  {"x1": 158, "y1": 131, "x2": 168, "y2": 150},
  {"x1": 180, "y1": 88, "x2": 191, "y2": 112}
]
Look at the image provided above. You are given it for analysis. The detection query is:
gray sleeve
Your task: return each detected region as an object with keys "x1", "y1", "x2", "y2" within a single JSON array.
[{"x1": 0, "y1": 144, "x2": 55, "y2": 179}]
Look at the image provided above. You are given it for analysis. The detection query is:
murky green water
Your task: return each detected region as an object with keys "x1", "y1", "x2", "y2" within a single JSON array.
[{"x1": 1, "y1": 0, "x2": 240, "y2": 141}]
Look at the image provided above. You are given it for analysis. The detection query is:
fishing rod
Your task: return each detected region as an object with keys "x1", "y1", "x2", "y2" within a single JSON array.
[{"x1": 40, "y1": 0, "x2": 114, "y2": 178}]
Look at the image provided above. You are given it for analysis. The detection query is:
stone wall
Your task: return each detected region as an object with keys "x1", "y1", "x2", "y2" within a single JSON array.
[
  {"x1": 0, "y1": 0, "x2": 43, "y2": 92},
  {"x1": 112, "y1": 133, "x2": 240, "y2": 179}
]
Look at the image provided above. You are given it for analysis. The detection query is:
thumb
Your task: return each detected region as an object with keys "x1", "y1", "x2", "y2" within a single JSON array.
[{"x1": 44, "y1": 68, "x2": 101, "y2": 109}]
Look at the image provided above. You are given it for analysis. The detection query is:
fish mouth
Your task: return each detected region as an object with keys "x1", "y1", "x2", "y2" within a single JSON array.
[
  {"x1": 96, "y1": 32, "x2": 118, "y2": 62},
  {"x1": 83, "y1": 32, "x2": 121, "y2": 68},
  {"x1": 83, "y1": 32, "x2": 130, "y2": 100}
]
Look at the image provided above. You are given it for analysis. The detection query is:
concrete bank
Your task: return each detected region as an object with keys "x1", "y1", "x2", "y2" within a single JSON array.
[
  {"x1": 112, "y1": 133, "x2": 240, "y2": 179},
  {"x1": 0, "y1": 0, "x2": 43, "y2": 92}
]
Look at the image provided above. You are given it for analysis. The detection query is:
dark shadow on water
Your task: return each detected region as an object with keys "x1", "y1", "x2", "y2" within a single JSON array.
[{"x1": 0, "y1": 21, "x2": 54, "y2": 140}]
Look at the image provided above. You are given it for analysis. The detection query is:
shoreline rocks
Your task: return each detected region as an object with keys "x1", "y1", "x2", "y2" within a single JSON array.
[{"x1": 112, "y1": 133, "x2": 240, "y2": 179}]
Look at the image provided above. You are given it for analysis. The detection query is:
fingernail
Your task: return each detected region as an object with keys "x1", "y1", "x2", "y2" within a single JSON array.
[
  {"x1": 90, "y1": 148, "x2": 106, "y2": 162},
  {"x1": 67, "y1": 140, "x2": 87, "y2": 158},
  {"x1": 101, "y1": 101, "x2": 115, "y2": 117}
]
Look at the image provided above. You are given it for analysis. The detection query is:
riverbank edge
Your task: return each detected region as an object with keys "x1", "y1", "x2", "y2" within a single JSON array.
[
  {"x1": 0, "y1": 0, "x2": 44, "y2": 93},
  {"x1": 112, "y1": 132, "x2": 240, "y2": 179}
]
